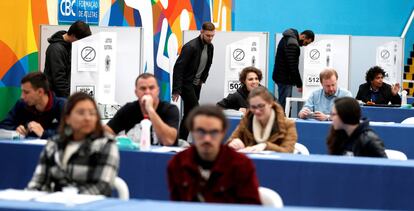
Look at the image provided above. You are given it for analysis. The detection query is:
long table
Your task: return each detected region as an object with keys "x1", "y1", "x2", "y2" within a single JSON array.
[
  {"x1": 0, "y1": 198, "x2": 361, "y2": 211},
  {"x1": 0, "y1": 141, "x2": 413, "y2": 210},
  {"x1": 226, "y1": 117, "x2": 414, "y2": 159},
  {"x1": 361, "y1": 106, "x2": 414, "y2": 123}
]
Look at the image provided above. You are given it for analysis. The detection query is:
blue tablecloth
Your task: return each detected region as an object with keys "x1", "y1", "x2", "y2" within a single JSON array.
[
  {"x1": 0, "y1": 198, "x2": 362, "y2": 211},
  {"x1": 227, "y1": 117, "x2": 414, "y2": 159},
  {"x1": 361, "y1": 106, "x2": 414, "y2": 122},
  {"x1": 0, "y1": 141, "x2": 413, "y2": 210}
]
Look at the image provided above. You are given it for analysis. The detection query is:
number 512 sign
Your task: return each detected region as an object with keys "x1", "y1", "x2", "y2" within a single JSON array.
[
  {"x1": 228, "y1": 80, "x2": 242, "y2": 93},
  {"x1": 306, "y1": 74, "x2": 320, "y2": 86}
]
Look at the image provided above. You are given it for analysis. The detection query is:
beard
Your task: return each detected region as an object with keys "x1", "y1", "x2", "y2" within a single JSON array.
[{"x1": 298, "y1": 39, "x2": 304, "y2": 46}]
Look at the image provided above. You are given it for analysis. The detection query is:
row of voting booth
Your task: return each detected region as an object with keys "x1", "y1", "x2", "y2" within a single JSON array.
[{"x1": 39, "y1": 25, "x2": 405, "y2": 116}]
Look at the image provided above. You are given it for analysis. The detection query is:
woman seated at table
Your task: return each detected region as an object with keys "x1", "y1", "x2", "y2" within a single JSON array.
[
  {"x1": 356, "y1": 66, "x2": 401, "y2": 105},
  {"x1": 27, "y1": 92, "x2": 120, "y2": 196},
  {"x1": 327, "y1": 97, "x2": 386, "y2": 157},
  {"x1": 217, "y1": 66, "x2": 262, "y2": 113},
  {"x1": 227, "y1": 86, "x2": 297, "y2": 153}
]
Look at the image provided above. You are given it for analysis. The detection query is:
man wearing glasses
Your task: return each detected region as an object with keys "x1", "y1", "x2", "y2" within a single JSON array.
[{"x1": 167, "y1": 105, "x2": 261, "y2": 204}]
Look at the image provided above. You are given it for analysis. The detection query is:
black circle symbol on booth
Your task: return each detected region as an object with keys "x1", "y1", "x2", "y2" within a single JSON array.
[
  {"x1": 233, "y1": 48, "x2": 245, "y2": 61},
  {"x1": 309, "y1": 49, "x2": 320, "y2": 60},
  {"x1": 381, "y1": 50, "x2": 390, "y2": 59},
  {"x1": 81, "y1": 46, "x2": 96, "y2": 62}
]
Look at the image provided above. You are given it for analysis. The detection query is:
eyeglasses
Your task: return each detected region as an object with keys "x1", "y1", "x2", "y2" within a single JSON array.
[
  {"x1": 330, "y1": 112, "x2": 337, "y2": 117},
  {"x1": 249, "y1": 103, "x2": 266, "y2": 111},
  {"x1": 193, "y1": 128, "x2": 222, "y2": 139}
]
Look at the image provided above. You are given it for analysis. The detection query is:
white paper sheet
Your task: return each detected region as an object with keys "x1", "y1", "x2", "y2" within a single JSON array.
[
  {"x1": 0, "y1": 189, "x2": 47, "y2": 201},
  {"x1": 34, "y1": 191, "x2": 105, "y2": 205}
]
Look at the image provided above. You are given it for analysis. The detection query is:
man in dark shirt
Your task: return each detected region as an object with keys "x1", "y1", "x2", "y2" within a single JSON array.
[
  {"x1": 0, "y1": 72, "x2": 66, "y2": 138},
  {"x1": 44, "y1": 20, "x2": 91, "y2": 97},
  {"x1": 172, "y1": 22, "x2": 215, "y2": 141},
  {"x1": 105, "y1": 73, "x2": 179, "y2": 146},
  {"x1": 168, "y1": 105, "x2": 261, "y2": 204}
]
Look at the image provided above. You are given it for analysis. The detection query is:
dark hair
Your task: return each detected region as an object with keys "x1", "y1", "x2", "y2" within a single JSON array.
[
  {"x1": 239, "y1": 66, "x2": 263, "y2": 85},
  {"x1": 67, "y1": 20, "x2": 91, "y2": 40},
  {"x1": 365, "y1": 66, "x2": 385, "y2": 83},
  {"x1": 135, "y1": 73, "x2": 159, "y2": 87},
  {"x1": 326, "y1": 97, "x2": 361, "y2": 155},
  {"x1": 186, "y1": 105, "x2": 228, "y2": 132},
  {"x1": 21, "y1": 72, "x2": 50, "y2": 93},
  {"x1": 58, "y1": 92, "x2": 104, "y2": 140},
  {"x1": 301, "y1": 30, "x2": 315, "y2": 41},
  {"x1": 202, "y1": 22, "x2": 215, "y2": 31},
  {"x1": 334, "y1": 97, "x2": 361, "y2": 125},
  {"x1": 248, "y1": 86, "x2": 274, "y2": 104},
  {"x1": 319, "y1": 68, "x2": 338, "y2": 83}
]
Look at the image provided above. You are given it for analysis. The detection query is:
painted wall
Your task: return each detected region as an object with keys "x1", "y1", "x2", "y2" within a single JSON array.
[
  {"x1": 0, "y1": 0, "x2": 232, "y2": 119},
  {"x1": 233, "y1": 0, "x2": 414, "y2": 93}
]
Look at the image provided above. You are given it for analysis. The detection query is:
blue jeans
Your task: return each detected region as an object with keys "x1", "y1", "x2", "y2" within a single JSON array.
[{"x1": 277, "y1": 83, "x2": 293, "y2": 110}]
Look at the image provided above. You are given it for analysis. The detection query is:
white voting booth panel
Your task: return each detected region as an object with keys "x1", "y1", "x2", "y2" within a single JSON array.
[
  {"x1": 349, "y1": 36, "x2": 404, "y2": 95},
  {"x1": 182, "y1": 31, "x2": 269, "y2": 104},
  {"x1": 39, "y1": 25, "x2": 143, "y2": 106},
  {"x1": 71, "y1": 32, "x2": 117, "y2": 105},
  {"x1": 302, "y1": 35, "x2": 350, "y2": 99}
]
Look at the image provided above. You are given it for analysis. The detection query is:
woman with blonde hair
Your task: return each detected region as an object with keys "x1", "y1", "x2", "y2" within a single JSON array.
[{"x1": 227, "y1": 87, "x2": 297, "y2": 152}]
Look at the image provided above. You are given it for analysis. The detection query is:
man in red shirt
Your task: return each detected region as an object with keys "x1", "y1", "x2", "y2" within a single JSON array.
[{"x1": 167, "y1": 105, "x2": 261, "y2": 204}]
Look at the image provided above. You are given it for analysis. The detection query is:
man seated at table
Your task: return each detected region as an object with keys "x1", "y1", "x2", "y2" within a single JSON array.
[
  {"x1": 104, "y1": 73, "x2": 179, "y2": 146},
  {"x1": 298, "y1": 69, "x2": 352, "y2": 121},
  {"x1": 0, "y1": 72, "x2": 66, "y2": 138},
  {"x1": 167, "y1": 105, "x2": 261, "y2": 204},
  {"x1": 356, "y1": 66, "x2": 401, "y2": 105}
]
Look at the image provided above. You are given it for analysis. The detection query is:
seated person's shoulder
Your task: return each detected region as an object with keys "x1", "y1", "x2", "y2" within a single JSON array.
[{"x1": 158, "y1": 101, "x2": 179, "y2": 114}]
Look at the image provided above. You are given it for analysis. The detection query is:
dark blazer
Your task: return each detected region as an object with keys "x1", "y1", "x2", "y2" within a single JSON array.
[
  {"x1": 356, "y1": 82, "x2": 401, "y2": 104},
  {"x1": 172, "y1": 36, "x2": 214, "y2": 94},
  {"x1": 272, "y1": 28, "x2": 302, "y2": 88},
  {"x1": 217, "y1": 86, "x2": 249, "y2": 110}
]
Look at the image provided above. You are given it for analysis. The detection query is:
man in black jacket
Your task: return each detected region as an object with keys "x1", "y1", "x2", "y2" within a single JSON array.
[
  {"x1": 44, "y1": 20, "x2": 91, "y2": 97},
  {"x1": 272, "y1": 28, "x2": 314, "y2": 109},
  {"x1": 172, "y1": 22, "x2": 215, "y2": 141}
]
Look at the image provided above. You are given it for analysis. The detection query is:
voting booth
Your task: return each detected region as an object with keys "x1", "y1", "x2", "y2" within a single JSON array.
[
  {"x1": 39, "y1": 25, "x2": 143, "y2": 110},
  {"x1": 274, "y1": 33, "x2": 404, "y2": 116},
  {"x1": 182, "y1": 31, "x2": 269, "y2": 104}
]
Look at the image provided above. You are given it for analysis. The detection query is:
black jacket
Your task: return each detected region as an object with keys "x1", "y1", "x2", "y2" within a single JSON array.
[
  {"x1": 172, "y1": 36, "x2": 214, "y2": 94},
  {"x1": 217, "y1": 86, "x2": 249, "y2": 110},
  {"x1": 356, "y1": 82, "x2": 401, "y2": 104},
  {"x1": 44, "y1": 31, "x2": 72, "y2": 97},
  {"x1": 272, "y1": 29, "x2": 302, "y2": 88},
  {"x1": 328, "y1": 120, "x2": 387, "y2": 157}
]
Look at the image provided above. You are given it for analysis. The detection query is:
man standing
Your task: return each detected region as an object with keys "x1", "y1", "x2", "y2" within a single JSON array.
[
  {"x1": 272, "y1": 28, "x2": 315, "y2": 109},
  {"x1": 44, "y1": 20, "x2": 91, "y2": 97},
  {"x1": 172, "y1": 22, "x2": 215, "y2": 141},
  {"x1": 0, "y1": 72, "x2": 66, "y2": 138},
  {"x1": 298, "y1": 69, "x2": 352, "y2": 121},
  {"x1": 105, "y1": 73, "x2": 179, "y2": 146},
  {"x1": 167, "y1": 105, "x2": 261, "y2": 204}
]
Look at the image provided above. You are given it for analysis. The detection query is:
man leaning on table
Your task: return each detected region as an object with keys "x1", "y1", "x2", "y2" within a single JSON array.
[
  {"x1": 0, "y1": 72, "x2": 66, "y2": 138},
  {"x1": 298, "y1": 69, "x2": 352, "y2": 121}
]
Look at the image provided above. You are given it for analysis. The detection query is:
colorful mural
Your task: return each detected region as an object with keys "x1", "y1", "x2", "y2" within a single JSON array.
[{"x1": 0, "y1": 0, "x2": 232, "y2": 119}]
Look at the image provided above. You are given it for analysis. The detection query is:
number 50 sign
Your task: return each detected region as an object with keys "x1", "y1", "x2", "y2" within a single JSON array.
[{"x1": 228, "y1": 80, "x2": 242, "y2": 93}]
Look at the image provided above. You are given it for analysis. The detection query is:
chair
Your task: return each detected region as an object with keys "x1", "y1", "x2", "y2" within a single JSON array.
[
  {"x1": 293, "y1": 143, "x2": 310, "y2": 155},
  {"x1": 385, "y1": 149, "x2": 408, "y2": 160},
  {"x1": 285, "y1": 97, "x2": 306, "y2": 117},
  {"x1": 258, "y1": 187, "x2": 284, "y2": 208},
  {"x1": 113, "y1": 177, "x2": 129, "y2": 200},
  {"x1": 401, "y1": 117, "x2": 414, "y2": 124}
]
